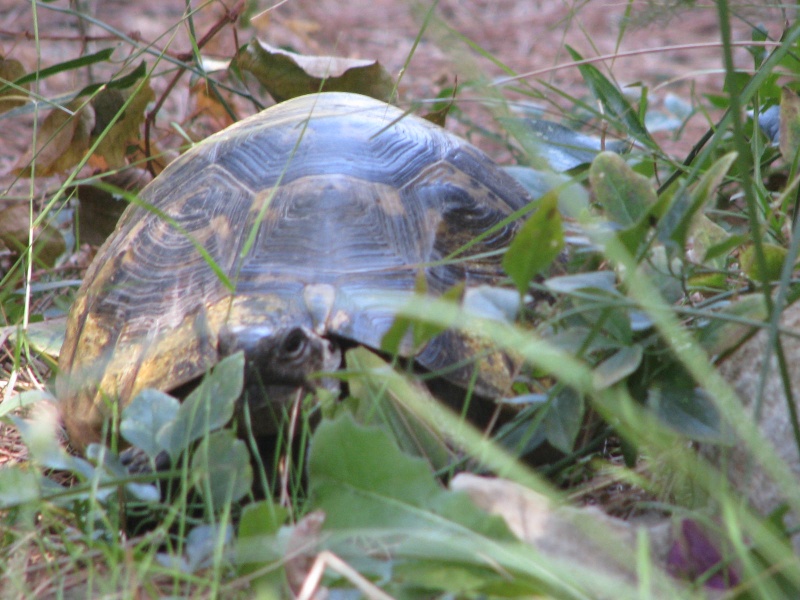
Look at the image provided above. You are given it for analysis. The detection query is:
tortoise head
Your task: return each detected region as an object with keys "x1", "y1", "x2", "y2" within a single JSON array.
[{"x1": 218, "y1": 323, "x2": 342, "y2": 436}]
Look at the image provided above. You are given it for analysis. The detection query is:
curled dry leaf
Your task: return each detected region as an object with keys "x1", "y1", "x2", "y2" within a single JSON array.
[
  {"x1": 450, "y1": 473, "x2": 673, "y2": 586},
  {"x1": 237, "y1": 39, "x2": 395, "y2": 103}
]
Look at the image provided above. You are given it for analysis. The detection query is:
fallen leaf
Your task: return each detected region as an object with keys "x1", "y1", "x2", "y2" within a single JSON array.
[
  {"x1": 237, "y1": 39, "x2": 395, "y2": 103},
  {"x1": 450, "y1": 473, "x2": 674, "y2": 587},
  {"x1": 16, "y1": 99, "x2": 95, "y2": 177},
  {"x1": 0, "y1": 56, "x2": 28, "y2": 114}
]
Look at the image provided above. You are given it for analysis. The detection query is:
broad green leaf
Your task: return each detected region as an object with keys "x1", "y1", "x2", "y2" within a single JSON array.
[
  {"x1": 157, "y1": 524, "x2": 234, "y2": 574},
  {"x1": 309, "y1": 415, "x2": 516, "y2": 538},
  {"x1": 308, "y1": 415, "x2": 541, "y2": 595},
  {"x1": 658, "y1": 152, "x2": 737, "y2": 251},
  {"x1": 740, "y1": 243, "x2": 788, "y2": 282},
  {"x1": 589, "y1": 151, "x2": 656, "y2": 227},
  {"x1": 780, "y1": 86, "x2": 800, "y2": 165},
  {"x1": 0, "y1": 466, "x2": 42, "y2": 508},
  {"x1": 237, "y1": 39, "x2": 394, "y2": 103},
  {"x1": 345, "y1": 347, "x2": 458, "y2": 471},
  {"x1": 567, "y1": 46, "x2": 655, "y2": 148},
  {"x1": 308, "y1": 405, "x2": 599, "y2": 596},
  {"x1": 120, "y1": 388, "x2": 180, "y2": 460},
  {"x1": 690, "y1": 214, "x2": 731, "y2": 269},
  {"x1": 703, "y1": 233, "x2": 747, "y2": 264},
  {"x1": 697, "y1": 295, "x2": 768, "y2": 357},
  {"x1": 542, "y1": 388, "x2": 584, "y2": 453},
  {"x1": 192, "y1": 430, "x2": 253, "y2": 507},
  {"x1": 647, "y1": 383, "x2": 728, "y2": 444},
  {"x1": 592, "y1": 345, "x2": 643, "y2": 390},
  {"x1": 503, "y1": 192, "x2": 564, "y2": 295},
  {"x1": 235, "y1": 500, "x2": 290, "y2": 590},
  {"x1": 502, "y1": 117, "x2": 629, "y2": 172},
  {"x1": 158, "y1": 352, "x2": 244, "y2": 461}
]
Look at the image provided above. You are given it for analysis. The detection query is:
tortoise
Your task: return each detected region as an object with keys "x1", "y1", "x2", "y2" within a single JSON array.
[{"x1": 58, "y1": 92, "x2": 532, "y2": 453}]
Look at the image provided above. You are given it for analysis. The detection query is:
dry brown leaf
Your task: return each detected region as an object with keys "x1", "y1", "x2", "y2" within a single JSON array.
[
  {"x1": 16, "y1": 99, "x2": 95, "y2": 177},
  {"x1": 0, "y1": 56, "x2": 28, "y2": 114},
  {"x1": 190, "y1": 80, "x2": 235, "y2": 130},
  {"x1": 285, "y1": 510, "x2": 327, "y2": 598},
  {"x1": 92, "y1": 79, "x2": 155, "y2": 168},
  {"x1": 451, "y1": 473, "x2": 673, "y2": 586}
]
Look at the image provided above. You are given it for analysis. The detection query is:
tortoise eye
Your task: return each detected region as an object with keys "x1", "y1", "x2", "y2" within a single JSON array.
[{"x1": 281, "y1": 327, "x2": 308, "y2": 359}]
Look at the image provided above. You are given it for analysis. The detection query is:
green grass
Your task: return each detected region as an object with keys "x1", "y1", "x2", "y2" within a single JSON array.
[{"x1": 2, "y1": 1, "x2": 800, "y2": 598}]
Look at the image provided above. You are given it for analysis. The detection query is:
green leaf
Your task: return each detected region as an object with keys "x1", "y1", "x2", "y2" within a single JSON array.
[
  {"x1": 658, "y1": 152, "x2": 737, "y2": 251},
  {"x1": 697, "y1": 294, "x2": 768, "y2": 357},
  {"x1": 0, "y1": 49, "x2": 114, "y2": 95},
  {"x1": 309, "y1": 415, "x2": 516, "y2": 537},
  {"x1": 691, "y1": 214, "x2": 732, "y2": 269},
  {"x1": 345, "y1": 347, "x2": 458, "y2": 471},
  {"x1": 503, "y1": 192, "x2": 564, "y2": 295},
  {"x1": 566, "y1": 46, "x2": 655, "y2": 148},
  {"x1": 158, "y1": 352, "x2": 244, "y2": 461},
  {"x1": 237, "y1": 39, "x2": 395, "y2": 103},
  {"x1": 0, "y1": 466, "x2": 42, "y2": 508},
  {"x1": 647, "y1": 383, "x2": 728, "y2": 444},
  {"x1": 589, "y1": 151, "x2": 657, "y2": 227},
  {"x1": 120, "y1": 388, "x2": 180, "y2": 460},
  {"x1": 308, "y1": 415, "x2": 541, "y2": 595},
  {"x1": 502, "y1": 117, "x2": 629, "y2": 172},
  {"x1": 592, "y1": 345, "x2": 643, "y2": 390},
  {"x1": 740, "y1": 243, "x2": 789, "y2": 282},
  {"x1": 542, "y1": 388, "x2": 585, "y2": 453},
  {"x1": 192, "y1": 430, "x2": 253, "y2": 507},
  {"x1": 235, "y1": 500, "x2": 289, "y2": 590}
]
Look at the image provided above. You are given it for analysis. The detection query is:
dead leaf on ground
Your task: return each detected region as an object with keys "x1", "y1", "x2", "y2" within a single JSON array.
[
  {"x1": 190, "y1": 80, "x2": 235, "y2": 131},
  {"x1": 16, "y1": 99, "x2": 95, "y2": 177},
  {"x1": 0, "y1": 56, "x2": 28, "y2": 114},
  {"x1": 450, "y1": 473, "x2": 674, "y2": 586},
  {"x1": 285, "y1": 510, "x2": 327, "y2": 598},
  {"x1": 237, "y1": 39, "x2": 395, "y2": 103},
  {"x1": 92, "y1": 78, "x2": 155, "y2": 169}
]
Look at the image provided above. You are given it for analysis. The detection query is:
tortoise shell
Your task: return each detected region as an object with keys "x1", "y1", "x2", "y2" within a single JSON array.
[{"x1": 58, "y1": 92, "x2": 532, "y2": 451}]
